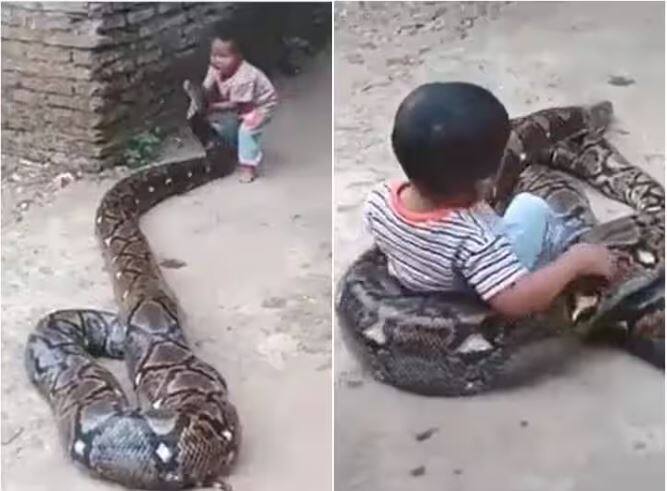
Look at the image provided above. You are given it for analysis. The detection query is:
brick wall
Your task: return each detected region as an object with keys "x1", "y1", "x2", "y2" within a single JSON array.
[{"x1": 1, "y1": 2, "x2": 330, "y2": 172}]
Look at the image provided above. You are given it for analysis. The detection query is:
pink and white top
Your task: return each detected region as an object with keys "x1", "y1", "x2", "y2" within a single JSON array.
[{"x1": 204, "y1": 60, "x2": 278, "y2": 129}]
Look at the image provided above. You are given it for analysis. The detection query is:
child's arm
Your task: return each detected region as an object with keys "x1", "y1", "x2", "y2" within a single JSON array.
[
  {"x1": 488, "y1": 243, "x2": 615, "y2": 317},
  {"x1": 202, "y1": 65, "x2": 218, "y2": 103},
  {"x1": 206, "y1": 78, "x2": 255, "y2": 114}
]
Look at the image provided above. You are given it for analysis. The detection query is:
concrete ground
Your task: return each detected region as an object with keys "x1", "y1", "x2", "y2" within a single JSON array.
[
  {"x1": 334, "y1": 3, "x2": 664, "y2": 491},
  {"x1": 1, "y1": 54, "x2": 332, "y2": 489}
]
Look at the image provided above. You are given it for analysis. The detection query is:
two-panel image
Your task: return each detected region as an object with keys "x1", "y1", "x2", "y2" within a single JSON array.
[{"x1": 0, "y1": 1, "x2": 664, "y2": 491}]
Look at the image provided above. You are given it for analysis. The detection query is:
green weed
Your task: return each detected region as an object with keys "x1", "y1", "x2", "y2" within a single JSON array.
[{"x1": 123, "y1": 128, "x2": 164, "y2": 168}]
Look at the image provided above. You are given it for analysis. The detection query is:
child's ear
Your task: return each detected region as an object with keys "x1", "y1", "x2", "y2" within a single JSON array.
[{"x1": 475, "y1": 177, "x2": 495, "y2": 203}]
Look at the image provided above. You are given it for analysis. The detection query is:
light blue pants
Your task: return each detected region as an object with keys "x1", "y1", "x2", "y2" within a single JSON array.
[
  {"x1": 498, "y1": 193, "x2": 575, "y2": 271},
  {"x1": 237, "y1": 123, "x2": 265, "y2": 167},
  {"x1": 209, "y1": 112, "x2": 239, "y2": 150},
  {"x1": 209, "y1": 113, "x2": 267, "y2": 167}
]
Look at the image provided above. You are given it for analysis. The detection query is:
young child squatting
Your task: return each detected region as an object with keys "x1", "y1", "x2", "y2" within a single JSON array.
[{"x1": 202, "y1": 34, "x2": 278, "y2": 183}]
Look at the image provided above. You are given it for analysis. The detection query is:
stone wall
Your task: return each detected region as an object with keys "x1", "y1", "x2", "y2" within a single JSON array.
[{"x1": 1, "y1": 2, "x2": 330, "y2": 172}]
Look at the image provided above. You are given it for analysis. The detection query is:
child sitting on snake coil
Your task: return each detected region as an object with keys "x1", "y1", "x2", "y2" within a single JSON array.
[
  {"x1": 194, "y1": 33, "x2": 278, "y2": 183},
  {"x1": 363, "y1": 82, "x2": 616, "y2": 318}
]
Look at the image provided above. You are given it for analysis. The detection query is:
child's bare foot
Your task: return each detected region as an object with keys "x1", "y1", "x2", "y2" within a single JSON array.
[{"x1": 238, "y1": 165, "x2": 257, "y2": 183}]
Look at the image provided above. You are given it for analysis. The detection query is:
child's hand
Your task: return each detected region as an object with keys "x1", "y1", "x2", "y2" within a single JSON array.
[
  {"x1": 241, "y1": 109, "x2": 264, "y2": 130},
  {"x1": 565, "y1": 243, "x2": 616, "y2": 280},
  {"x1": 489, "y1": 242, "x2": 616, "y2": 317},
  {"x1": 187, "y1": 100, "x2": 197, "y2": 119}
]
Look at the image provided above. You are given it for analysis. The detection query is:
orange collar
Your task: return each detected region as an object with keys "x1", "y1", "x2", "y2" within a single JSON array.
[{"x1": 389, "y1": 181, "x2": 456, "y2": 224}]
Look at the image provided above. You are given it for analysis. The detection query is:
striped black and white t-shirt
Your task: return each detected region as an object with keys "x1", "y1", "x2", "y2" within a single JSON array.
[{"x1": 363, "y1": 182, "x2": 528, "y2": 301}]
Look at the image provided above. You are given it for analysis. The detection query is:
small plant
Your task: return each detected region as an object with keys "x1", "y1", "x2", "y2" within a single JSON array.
[{"x1": 123, "y1": 127, "x2": 164, "y2": 168}]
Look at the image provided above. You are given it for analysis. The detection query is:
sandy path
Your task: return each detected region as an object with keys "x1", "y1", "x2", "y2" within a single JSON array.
[
  {"x1": 334, "y1": 3, "x2": 664, "y2": 491},
  {"x1": 1, "y1": 54, "x2": 332, "y2": 490}
]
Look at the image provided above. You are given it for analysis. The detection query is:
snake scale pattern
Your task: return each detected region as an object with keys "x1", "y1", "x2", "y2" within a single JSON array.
[
  {"x1": 25, "y1": 83, "x2": 240, "y2": 489},
  {"x1": 337, "y1": 102, "x2": 665, "y2": 396}
]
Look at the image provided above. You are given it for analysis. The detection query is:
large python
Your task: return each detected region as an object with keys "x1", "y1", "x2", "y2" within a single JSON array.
[
  {"x1": 336, "y1": 101, "x2": 665, "y2": 396},
  {"x1": 24, "y1": 82, "x2": 242, "y2": 489}
]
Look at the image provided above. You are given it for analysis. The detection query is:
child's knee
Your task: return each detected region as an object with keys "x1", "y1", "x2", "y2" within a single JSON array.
[
  {"x1": 513, "y1": 192, "x2": 549, "y2": 209},
  {"x1": 502, "y1": 193, "x2": 555, "y2": 243},
  {"x1": 507, "y1": 193, "x2": 553, "y2": 221},
  {"x1": 502, "y1": 193, "x2": 555, "y2": 269}
]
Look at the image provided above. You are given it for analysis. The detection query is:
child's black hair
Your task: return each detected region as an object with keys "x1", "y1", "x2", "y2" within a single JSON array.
[
  {"x1": 391, "y1": 82, "x2": 510, "y2": 200},
  {"x1": 210, "y1": 30, "x2": 241, "y2": 54}
]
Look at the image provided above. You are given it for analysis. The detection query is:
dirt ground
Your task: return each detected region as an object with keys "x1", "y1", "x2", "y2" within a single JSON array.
[
  {"x1": 334, "y1": 2, "x2": 664, "y2": 491},
  {"x1": 1, "y1": 54, "x2": 332, "y2": 490}
]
